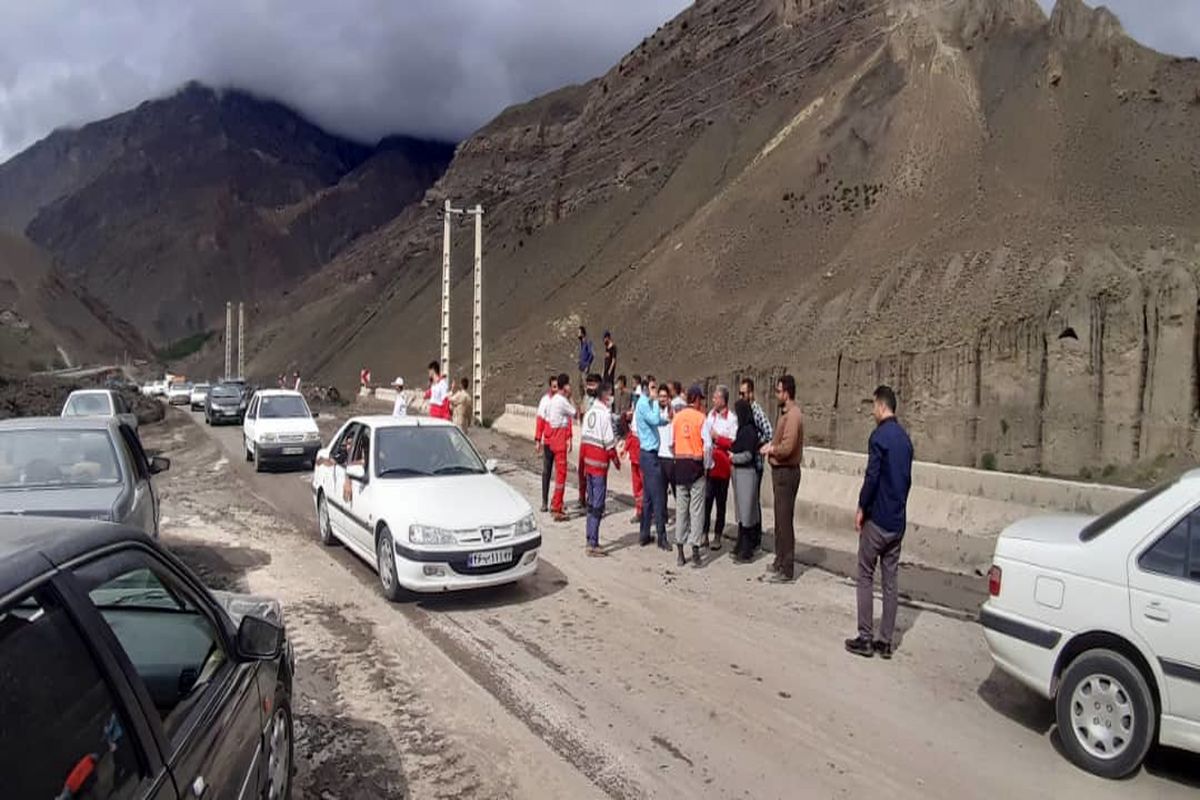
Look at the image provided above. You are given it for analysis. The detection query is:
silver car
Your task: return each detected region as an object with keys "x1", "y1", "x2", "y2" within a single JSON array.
[
  {"x1": 61, "y1": 388, "x2": 139, "y2": 430},
  {"x1": 0, "y1": 417, "x2": 169, "y2": 537}
]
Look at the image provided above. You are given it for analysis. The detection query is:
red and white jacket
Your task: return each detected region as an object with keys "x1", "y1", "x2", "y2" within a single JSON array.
[
  {"x1": 535, "y1": 390, "x2": 554, "y2": 443},
  {"x1": 580, "y1": 398, "x2": 620, "y2": 476},
  {"x1": 425, "y1": 377, "x2": 451, "y2": 420},
  {"x1": 702, "y1": 407, "x2": 738, "y2": 481},
  {"x1": 543, "y1": 392, "x2": 576, "y2": 450}
]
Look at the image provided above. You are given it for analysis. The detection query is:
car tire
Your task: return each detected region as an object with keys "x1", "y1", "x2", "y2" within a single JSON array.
[
  {"x1": 317, "y1": 493, "x2": 337, "y2": 546},
  {"x1": 376, "y1": 525, "x2": 404, "y2": 602},
  {"x1": 263, "y1": 682, "x2": 293, "y2": 800},
  {"x1": 1055, "y1": 648, "x2": 1156, "y2": 779}
]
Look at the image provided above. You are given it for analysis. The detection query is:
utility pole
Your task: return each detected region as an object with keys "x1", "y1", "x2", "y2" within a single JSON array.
[
  {"x1": 237, "y1": 302, "x2": 245, "y2": 380},
  {"x1": 466, "y1": 205, "x2": 484, "y2": 425},
  {"x1": 441, "y1": 199, "x2": 465, "y2": 379},
  {"x1": 224, "y1": 302, "x2": 232, "y2": 381}
]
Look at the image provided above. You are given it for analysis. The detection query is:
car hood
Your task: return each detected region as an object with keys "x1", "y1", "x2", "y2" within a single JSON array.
[
  {"x1": 373, "y1": 473, "x2": 532, "y2": 528},
  {"x1": 0, "y1": 485, "x2": 123, "y2": 518},
  {"x1": 210, "y1": 590, "x2": 284, "y2": 629},
  {"x1": 998, "y1": 514, "x2": 1094, "y2": 545},
  {"x1": 255, "y1": 418, "x2": 319, "y2": 436}
]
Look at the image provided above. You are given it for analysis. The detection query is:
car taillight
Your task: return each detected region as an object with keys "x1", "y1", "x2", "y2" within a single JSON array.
[{"x1": 988, "y1": 565, "x2": 1002, "y2": 597}]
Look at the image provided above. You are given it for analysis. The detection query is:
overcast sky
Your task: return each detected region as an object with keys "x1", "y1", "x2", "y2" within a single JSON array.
[{"x1": 1, "y1": 0, "x2": 1197, "y2": 162}]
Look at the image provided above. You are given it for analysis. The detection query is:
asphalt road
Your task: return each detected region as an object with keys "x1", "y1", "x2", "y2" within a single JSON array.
[{"x1": 150, "y1": 407, "x2": 1200, "y2": 799}]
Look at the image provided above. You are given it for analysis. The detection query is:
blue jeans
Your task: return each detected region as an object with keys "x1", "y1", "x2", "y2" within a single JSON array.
[
  {"x1": 586, "y1": 473, "x2": 607, "y2": 547},
  {"x1": 639, "y1": 450, "x2": 667, "y2": 544}
]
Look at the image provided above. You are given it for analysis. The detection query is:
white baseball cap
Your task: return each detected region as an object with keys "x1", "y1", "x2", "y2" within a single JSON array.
[{"x1": 392, "y1": 376, "x2": 405, "y2": 387}]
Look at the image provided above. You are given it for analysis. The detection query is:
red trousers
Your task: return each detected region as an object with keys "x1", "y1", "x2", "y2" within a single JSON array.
[
  {"x1": 546, "y1": 427, "x2": 571, "y2": 513},
  {"x1": 626, "y1": 432, "x2": 643, "y2": 515}
]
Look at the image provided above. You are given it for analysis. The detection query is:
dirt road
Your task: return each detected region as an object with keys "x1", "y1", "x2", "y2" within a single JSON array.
[{"x1": 146, "y1": 409, "x2": 1199, "y2": 799}]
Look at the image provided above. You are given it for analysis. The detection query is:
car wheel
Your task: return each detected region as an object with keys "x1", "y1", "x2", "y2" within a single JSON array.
[
  {"x1": 1056, "y1": 648, "x2": 1156, "y2": 779},
  {"x1": 317, "y1": 493, "x2": 336, "y2": 546},
  {"x1": 376, "y1": 526, "x2": 404, "y2": 602},
  {"x1": 263, "y1": 683, "x2": 293, "y2": 800}
]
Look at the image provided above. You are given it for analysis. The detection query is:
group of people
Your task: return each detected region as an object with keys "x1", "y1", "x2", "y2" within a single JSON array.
[
  {"x1": 360, "y1": 361, "x2": 474, "y2": 429},
  {"x1": 535, "y1": 362, "x2": 916, "y2": 659}
]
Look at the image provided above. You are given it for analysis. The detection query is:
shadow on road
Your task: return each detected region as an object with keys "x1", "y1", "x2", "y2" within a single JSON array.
[
  {"x1": 167, "y1": 538, "x2": 273, "y2": 593},
  {"x1": 411, "y1": 557, "x2": 570, "y2": 612},
  {"x1": 976, "y1": 666, "x2": 1055, "y2": 735}
]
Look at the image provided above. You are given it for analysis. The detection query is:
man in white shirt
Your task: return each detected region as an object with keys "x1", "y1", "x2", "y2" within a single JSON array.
[
  {"x1": 545, "y1": 373, "x2": 577, "y2": 520},
  {"x1": 426, "y1": 361, "x2": 450, "y2": 420},
  {"x1": 391, "y1": 377, "x2": 408, "y2": 417},
  {"x1": 701, "y1": 385, "x2": 738, "y2": 550},
  {"x1": 534, "y1": 375, "x2": 559, "y2": 511}
]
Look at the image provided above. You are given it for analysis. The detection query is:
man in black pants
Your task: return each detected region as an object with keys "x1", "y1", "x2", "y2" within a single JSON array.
[
  {"x1": 845, "y1": 385, "x2": 914, "y2": 660},
  {"x1": 535, "y1": 375, "x2": 559, "y2": 511}
]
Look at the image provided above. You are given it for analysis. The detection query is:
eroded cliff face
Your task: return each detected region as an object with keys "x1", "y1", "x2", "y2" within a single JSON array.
[{"x1": 248, "y1": 0, "x2": 1200, "y2": 475}]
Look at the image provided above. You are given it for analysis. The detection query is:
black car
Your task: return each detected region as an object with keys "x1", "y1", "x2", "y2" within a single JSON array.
[
  {"x1": 0, "y1": 518, "x2": 294, "y2": 799},
  {"x1": 0, "y1": 417, "x2": 169, "y2": 537},
  {"x1": 205, "y1": 383, "x2": 248, "y2": 425}
]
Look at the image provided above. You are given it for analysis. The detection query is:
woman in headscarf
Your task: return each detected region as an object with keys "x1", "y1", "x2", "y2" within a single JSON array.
[{"x1": 730, "y1": 398, "x2": 763, "y2": 562}]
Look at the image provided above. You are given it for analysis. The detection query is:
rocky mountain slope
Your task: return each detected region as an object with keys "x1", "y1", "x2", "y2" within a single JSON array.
[
  {"x1": 0, "y1": 84, "x2": 453, "y2": 343},
  {"x1": 240, "y1": 0, "x2": 1200, "y2": 475},
  {"x1": 0, "y1": 233, "x2": 147, "y2": 373}
]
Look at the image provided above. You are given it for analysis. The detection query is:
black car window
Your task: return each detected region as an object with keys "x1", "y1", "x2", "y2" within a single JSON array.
[
  {"x1": 1138, "y1": 510, "x2": 1195, "y2": 582},
  {"x1": 334, "y1": 423, "x2": 360, "y2": 462},
  {"x1": 72, "y1": 550, "x2": 232, "y2": 742},
  {"x1": 375, "y1": 426, "x2": 486, "y2": 478},
  {"x1": 0, "y1": 587, "x2": 143, "y2": 799},
  {"x1": 258, "y1": 395, "x2": 310, "y2": 419},
  {"x1": 0, "y1": 428, "x2": 122, "y2": 488}
]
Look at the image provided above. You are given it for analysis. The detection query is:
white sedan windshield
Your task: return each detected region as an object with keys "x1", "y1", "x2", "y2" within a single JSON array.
[
  {"x1": 259, "y1": 396, "x2": 310, "y2": 419},
  {"x1": 375, "y1": 427, "x2": 485, "y2": 478}
]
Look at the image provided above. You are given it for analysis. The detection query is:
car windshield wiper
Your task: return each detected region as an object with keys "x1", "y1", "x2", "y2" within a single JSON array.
[
  {"x1": 431, "y1": 465, "x2": 485, "y2": 476},
  {"x1": 377, "y1": 467, "x2": 432, "y2": 477}
]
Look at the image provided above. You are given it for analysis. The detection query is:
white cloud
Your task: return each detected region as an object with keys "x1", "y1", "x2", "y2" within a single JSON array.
[{"x1": 0, "y1": 0, "x2": 691, "y2": 159}]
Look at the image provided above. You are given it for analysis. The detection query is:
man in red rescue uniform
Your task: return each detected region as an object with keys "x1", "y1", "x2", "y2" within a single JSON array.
[
  {"x1": 425, "y1": 360, "x2": 451, "y2": 420},
  {"x1": 545, "y1": 373, "x2": 577, "y2": 521},
  {"x1": 534, "y1": 374, "x2": 559, "y2": 512},
  {"x1": 576, "y1": 373, "x2": 600, "y2": 509}
]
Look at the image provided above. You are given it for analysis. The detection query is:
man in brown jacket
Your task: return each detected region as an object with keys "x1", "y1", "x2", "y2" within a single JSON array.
[{"x1": 760, "y1": 374, "x2": 803, "y2": 583}]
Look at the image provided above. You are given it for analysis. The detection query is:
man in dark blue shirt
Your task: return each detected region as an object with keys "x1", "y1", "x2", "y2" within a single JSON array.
[{"x1": 846, "y1": 385, "x2": 914, "y2": 659}]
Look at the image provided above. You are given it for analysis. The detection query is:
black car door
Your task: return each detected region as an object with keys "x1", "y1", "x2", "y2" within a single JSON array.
[
  {"x1": 64, "y1": 546, "x2": 266, "y2": 800},
  {"x1": 0, "y1": 579, "x2": 177, "y2": 799}
]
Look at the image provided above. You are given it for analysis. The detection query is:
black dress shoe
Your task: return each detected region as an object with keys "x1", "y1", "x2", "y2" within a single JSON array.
[
  {"x1": 873, "y1": 640, "x2": 894, "y2": 660},
  {"x1": 845, "y1": 637, "x2": 874, "y2": 658}
]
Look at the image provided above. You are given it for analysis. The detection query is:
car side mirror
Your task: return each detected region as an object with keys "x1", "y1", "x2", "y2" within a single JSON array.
[
  {"x1": 346, "y1": 464, "x2": 366, "y2": 482},
  {"x1": 236, "y1": 614, "x2": 283, "y2": 660},
  {"x1": 485, "y1": 458, "x2": 498, "y2": 472},
  {"x1": 311, "y1": 411, "x2": 321, "y2": 419},
  {"x1": 149, "y1": 456, "x2": 170, "y2": 475}
]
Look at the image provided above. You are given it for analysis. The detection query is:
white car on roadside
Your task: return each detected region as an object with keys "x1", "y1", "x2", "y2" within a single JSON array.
[
  {"x1": 166, "y1": 382, "x2": 192, "y2": 405},
  {"x1": 311, "y1": 415, "x2": 539, "y2": 598},
  {"x1": 982, "y1": 471, "x2": 1200, "y2": 778},
  {"x1": 189, "y1": 382, "x2": 210, "y2": 410},
  {"x1": 242, "y1": 390, "x2": 321, "y2": 472},
  {"x1": 61, "y1": 388, "x2": 139, "y2": 430}
]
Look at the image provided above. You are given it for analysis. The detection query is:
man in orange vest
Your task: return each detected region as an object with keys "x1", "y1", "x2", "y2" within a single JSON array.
[{"x1": 671, "y1": 385, "x2": 708, "y2": 568}]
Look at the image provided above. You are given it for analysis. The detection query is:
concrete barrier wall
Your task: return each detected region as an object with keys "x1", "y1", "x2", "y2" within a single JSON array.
[{"x1": 492, "y1": 403, "x2": 1140, "y2": 575}]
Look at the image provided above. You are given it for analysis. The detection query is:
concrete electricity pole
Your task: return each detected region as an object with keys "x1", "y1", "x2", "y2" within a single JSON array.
[
  {"x1": 224, "y1": 302, "x2": 233, "y2": 381},
  {"x1": 237, "y1": 302, "x2": 245, "y2": 380},
  {"x1": 466, "y1": 205, "x2": 484, "y2": 425},
  {"x1": 441, "y1": 199, "x2": 465, "y2": 379}
]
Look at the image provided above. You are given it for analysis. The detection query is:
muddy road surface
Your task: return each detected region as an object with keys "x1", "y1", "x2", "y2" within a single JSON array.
[{"x1": 145, "y1": 409, "x2": 1200, "y2": 799}]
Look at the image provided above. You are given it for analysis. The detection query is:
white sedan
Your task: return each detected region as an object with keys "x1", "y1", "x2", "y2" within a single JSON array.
[
  {"x1": 982, "y1": 470, "x2": 1200, "y2": 778},
  {"x1": 311, "y1": 416, "x2": 539, "y2": 598}
]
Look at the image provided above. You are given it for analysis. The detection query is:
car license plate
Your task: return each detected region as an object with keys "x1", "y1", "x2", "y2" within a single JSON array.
[
  {"x1": 282, "y1": 446, "x2": 304, "y2": 455},
  {"x1": 467, "y1": 548, "x2": 513, "y2": 568}
]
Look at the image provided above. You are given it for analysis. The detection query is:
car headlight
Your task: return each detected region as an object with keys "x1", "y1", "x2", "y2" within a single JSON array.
[
  {"x1": 514, "y1": 512, "x2": 538, "y2": 537},
  {"x1": 303, "y1": 431, "x2": 321, "y2": 442},
  {"x1": 409, "y1": 524, "x2": 459, "y2": 545},
  {"x1": 259, "y1": 432, "x2": 279, "y2": 443}
]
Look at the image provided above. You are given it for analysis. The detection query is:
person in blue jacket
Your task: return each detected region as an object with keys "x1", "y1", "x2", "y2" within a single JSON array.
[
  {"x1": 577, "y1": 326, "x2": 594, "y2": 400},
  {"x1": 846, "y1": 385, "x2": 914, "y2": 660}
]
